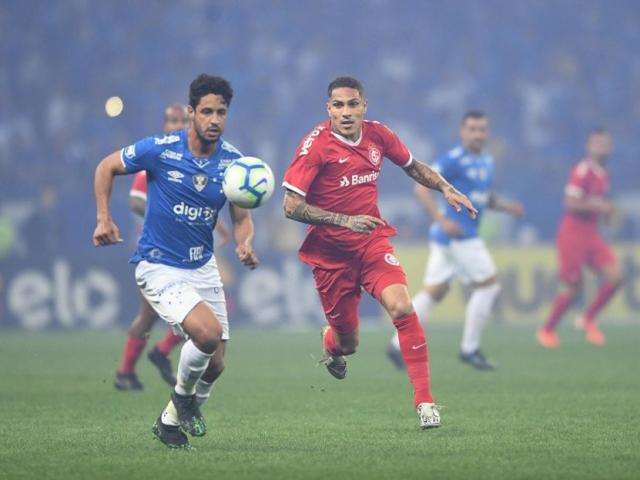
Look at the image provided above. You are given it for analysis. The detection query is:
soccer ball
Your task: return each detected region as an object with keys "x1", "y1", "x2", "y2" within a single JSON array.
[{"x1": 222, "y1": 156, "x2": 275, "y2": 209}]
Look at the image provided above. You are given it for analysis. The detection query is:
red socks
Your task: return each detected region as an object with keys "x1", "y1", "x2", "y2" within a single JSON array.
[
  {"x1": 543, "y1": 292, "x2": 573, "y2": 332},
  {"x1": 323, "y1": 327, "x2": 342, "y2": 356},
  {"x1": 155, "y1": 330, "x2": 183, "y2": 356},
  {"x1": 393, "y1": 312, "x2": 434, "y2": 406},
  {"x1": 118, "y1": 336, "x2": 147, "y2": 374},
  {"x1": 584, "y1": 282, "x2": 619, "y2": 325}
]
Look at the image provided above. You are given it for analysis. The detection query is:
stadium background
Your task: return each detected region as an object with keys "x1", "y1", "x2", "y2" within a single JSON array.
[{"x1": 1, "y1": 0, "x2": 639, "y2": 330}]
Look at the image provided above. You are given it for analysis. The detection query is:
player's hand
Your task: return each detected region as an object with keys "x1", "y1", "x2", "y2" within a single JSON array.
[
  {"x1": 236, "y1": 243, "x2": 259, "y2": 270},
  {"x1": 507, "y1": 201, "x2": 525, "y2": 218},
  {"x1": 345, "y1": 215, "x2": 386, "y2": 234},
  {"x1": 439, "y1": 218, "x2": 464, "y2": 237},
  {"x1": 93, "y1": 218, "x2": 123, "y2": 247},
  {"x1": 443, "y1": 186, "x2": 477, "y2": 219}
]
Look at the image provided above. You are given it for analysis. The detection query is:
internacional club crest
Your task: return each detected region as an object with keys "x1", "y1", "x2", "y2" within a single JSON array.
[
  {"x1": 192, "y1": 173, "x2": 208, "y2": 192},
  {"x1": 368, "y1": 144, "x2": 381, "y2": 166}
]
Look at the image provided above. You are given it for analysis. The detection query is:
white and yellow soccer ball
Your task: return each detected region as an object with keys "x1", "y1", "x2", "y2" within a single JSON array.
[{"x1": 222, "y1": 156, "x2": 275, "y2": 209}]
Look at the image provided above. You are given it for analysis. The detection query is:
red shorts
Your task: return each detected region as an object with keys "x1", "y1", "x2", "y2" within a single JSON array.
[
  {"x1": 557, "y1": 228, "x2": 616, "y2": 284},
  {"x1": 311, "y1": 235, "x2": 407, "y2": 335}
]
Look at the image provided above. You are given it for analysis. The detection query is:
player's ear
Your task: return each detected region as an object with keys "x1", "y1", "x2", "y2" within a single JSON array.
[
  {"x1": 187, "y1": 105, "x2": 195, "y2": 119},
  {"x1": 362, "y1": 98, "x2": 368, "y2": 114},
  {"x1": 326, "y1": 100, "x2": 331, "y2": 117}
]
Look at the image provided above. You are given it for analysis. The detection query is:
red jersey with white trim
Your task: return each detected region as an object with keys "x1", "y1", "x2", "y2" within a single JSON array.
[
  {"x1": 130, "y1": 171, "x2": 148, "y2": 201},
  {"x1": 283, "y1": 119, "x2": 413, "y2": 268},
  {"x1": 561, "y1": 158, "x2": 610, "y2": 232}
]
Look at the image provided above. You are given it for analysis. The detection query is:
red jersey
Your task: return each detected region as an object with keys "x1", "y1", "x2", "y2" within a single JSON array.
[
  {"x1": 130, "y1": 171, "x2": 148, "y2": 201},
  {"x1": 561, "y1": 158, "x2": 610, "y2": 232},
  {"x1": 283, "y1": 120, "x2": 413, "y2": 268}
]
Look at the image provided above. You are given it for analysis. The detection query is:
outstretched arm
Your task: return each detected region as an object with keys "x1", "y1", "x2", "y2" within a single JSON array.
[
  {"x1": 93, "y1": 151, "x2": 127, "y2": 246},
  {"x1": 403, "y1": 160, "x2": 477, "y2": 218},
  {"x1": 229, "y1": 204, "x2": 259, "y2": 269},
  {"x1": 283, "y1": 189, "x2": 385, "y2": 234},
  {"x1": 488, "y1": 193, "x2": 525, "y2": 217}
]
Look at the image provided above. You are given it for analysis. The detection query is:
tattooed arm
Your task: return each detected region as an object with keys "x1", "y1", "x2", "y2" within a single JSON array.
[
  {"x1": 283, "y1": 189, "x2": 385, "y2": 234},
  {"x1": 404, "y1": 160, "x2": 478, "y2": 218}
]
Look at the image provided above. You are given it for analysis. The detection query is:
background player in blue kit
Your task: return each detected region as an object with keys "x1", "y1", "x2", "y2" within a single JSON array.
[
  {"x1": 93, "y1": 74, "x2": 258, "y2": 449},
  {"x1": 388, "y1": 111, "x2": 524, "y2": 371}
]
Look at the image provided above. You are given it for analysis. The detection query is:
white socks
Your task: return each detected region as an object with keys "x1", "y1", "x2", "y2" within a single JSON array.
[
  {"x1": 174, "y1": 340, "x2": 213, "y2": 396},
  {"x1": 461, "y1": 283, "x2": 501, "y2": 355},
  {"x1": 195, "y1": 378, "x2": 215, "y2": 406},
  {"x1": 391, "y1": 290, "x2": 435, "y2": 350}
]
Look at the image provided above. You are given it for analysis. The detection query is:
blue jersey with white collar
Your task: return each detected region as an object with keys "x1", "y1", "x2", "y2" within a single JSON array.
[
  {"x1": 429, "y1": 146, "x2": 494, "y2": 244},
  {"x1": 120, "y1": 129, "x2": 242, "y2": 268}
]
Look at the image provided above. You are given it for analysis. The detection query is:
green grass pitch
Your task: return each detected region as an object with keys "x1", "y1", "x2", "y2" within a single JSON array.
[{"x1": 1, "y1": 324, "x2": 639, "y2": 479}]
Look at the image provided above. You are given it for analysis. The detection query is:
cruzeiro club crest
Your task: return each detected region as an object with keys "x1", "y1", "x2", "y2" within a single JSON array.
[{"x1": 192, "y1": 173, "x2": 208, "y2": 192}]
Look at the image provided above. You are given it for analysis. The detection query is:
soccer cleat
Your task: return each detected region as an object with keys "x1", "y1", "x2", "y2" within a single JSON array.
[
  {"x1": 417, "y1": 402, "x2": 441, "y2": 429},
  {"x1": 320, "y1": 327, "x2": 347, "y2": 379},
  {"x1": 459, "y1": 350, "x2": 495, "y2": 370},
  {"x1": 114, "y1": 372, "x2": 144, "y2": 391},
  {"x1": 171, "y1": 392, "x2": 207, "y2": 437},
  {"x1": 152, "y1": 416, "x2": 191, "y2": 449},
  {"x1": 574, "y1": 317, "x2": 606, "y2": 346},
  {"x1": 148, "y1": 347, "x2": 177, "y2": 386},
  {"x1": 537, "y1": 328, "x2": 560, "y2": 349},
  {"x1": 386, "y1": 345, "x2": 406, "y2": 370}
]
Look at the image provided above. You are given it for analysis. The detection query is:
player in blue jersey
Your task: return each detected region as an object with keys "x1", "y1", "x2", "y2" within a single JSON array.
[
  {"x1": 93, "y1": 74, "x2": 258, "y2": 449},
  {"x1": 388, "y1": 111, "x2": 523, "y2": 370}
]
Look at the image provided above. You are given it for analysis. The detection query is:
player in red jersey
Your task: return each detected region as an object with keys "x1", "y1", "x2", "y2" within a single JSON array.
[
  {"x1": 538, "y1": 128, "x2": 623, "y2": 348},
  {"x1": 282, "y1": 77, "x2": 476, "y2": 429},
  {"x1": 115, "y1": 104, "x2": 229, "y2": 390}
]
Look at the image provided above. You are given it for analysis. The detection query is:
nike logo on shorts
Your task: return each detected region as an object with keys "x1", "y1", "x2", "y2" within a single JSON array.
[
  {"x1": 328, "y1": 313, "x2": 341, "y2": 319},
  {"x1": 338, "y1": 157, "x2": 349, "y2": 163}
]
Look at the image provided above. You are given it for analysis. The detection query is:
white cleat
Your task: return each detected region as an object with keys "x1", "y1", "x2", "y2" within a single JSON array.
[{"x1": 417, "y1": 402, "x2": 441, "y2": 429}]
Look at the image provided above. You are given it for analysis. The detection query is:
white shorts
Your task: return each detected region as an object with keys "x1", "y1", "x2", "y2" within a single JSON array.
[
  {"x1": 423, "y1": 238, "x2": 497, "y2": 286},
  {"x1": 135, "y1": 256, "x2": 229, "y2": 340}
]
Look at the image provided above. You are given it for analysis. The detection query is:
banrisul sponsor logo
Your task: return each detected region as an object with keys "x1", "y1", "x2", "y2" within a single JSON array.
[{"x1": 340, "y1": 171, "x2": 379, "y2": 187}]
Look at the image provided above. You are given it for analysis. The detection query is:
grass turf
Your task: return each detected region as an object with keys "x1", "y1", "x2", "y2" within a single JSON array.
[{"x1": 0, "y1": 324, "x2": 639, "y2": 479}]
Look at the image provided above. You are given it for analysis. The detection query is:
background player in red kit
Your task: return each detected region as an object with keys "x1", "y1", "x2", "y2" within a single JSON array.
[
  {"x1": 282, "y1": 77, "x2": 477, "y2": 429},
  {"x1": 538, "y1": 128, "x2": 623, "y2": 348},
  {"x1": 115, "y1": 103, "x2": 229, "y2": 390}
]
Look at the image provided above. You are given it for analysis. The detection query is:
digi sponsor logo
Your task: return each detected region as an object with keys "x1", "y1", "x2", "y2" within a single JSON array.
[
  {"x1": 123, "y1": 145, "x2": 136, "y2": 159},
  {"x1": 160, "y1": 149, "x2": 183, "y2": 161},
  {"x1": 173, "y1": 202, "x2": 215, "y2": 222}
]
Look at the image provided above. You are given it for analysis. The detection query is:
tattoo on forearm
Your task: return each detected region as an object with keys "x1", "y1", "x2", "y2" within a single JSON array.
[
  {"x1": 287, "y1": 196, "x2": 349, "y2": 227},
  {"x1": 404, "y1": 161, "x2": 449, "y2": 191}
]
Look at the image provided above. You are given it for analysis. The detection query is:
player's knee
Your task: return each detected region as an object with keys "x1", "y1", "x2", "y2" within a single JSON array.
[
  {"x1": 386, "y1": 297, "x2": 414, "y2": 320},
  {"x1": 190, "y1": 324, "x2": 222, "y2": 354},
  {"x1": 605, "y1": 263, "x2": 624, "y2": 286},
  {"x1": 561, "y1": 282, "x2": 582, "y2": 299}
]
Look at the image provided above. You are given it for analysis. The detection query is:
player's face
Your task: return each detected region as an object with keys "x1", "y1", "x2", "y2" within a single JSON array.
[
  {"x1": 460, "y1": 117, "x2": 489, "y2": 153},
  {"x1": 163, "y1": 107, "x2": 188, "y2": 133},
  {"x1": 189, "y1": 94, "x2": 228, "y2": 144},
  {"x1": 587, "y1": 133, "x2": 613, "y2": 162},
  {"x1": 327, "y1": 88, "x2": 367, "y2": 140}
]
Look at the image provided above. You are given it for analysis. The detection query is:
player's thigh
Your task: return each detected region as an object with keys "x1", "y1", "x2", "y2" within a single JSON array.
[
  {"x1": 423, "y1": 242, "x2": 455, "y2": 287},
  {"x1": 198, "y1": 285, "x2": 229, "y2": 341},
  {"x1": 588, "y1": 236, "x2": 621, "y2": 283},
  {"x1": 312, "y1": 266, "x2": 361, "y2": 335},
  {"x1": 450, "y1": 238, "x2": 497, "y2": 285},
  {"x1": 135, "y1": 260, "x2": 211, "y2": 337},
  {"x1": 556, "y1": 234, "x2": 586, "y2": 286}
]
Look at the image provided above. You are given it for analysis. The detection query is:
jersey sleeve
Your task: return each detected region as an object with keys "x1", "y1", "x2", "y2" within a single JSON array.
[
  {"x1": 565, "y1": 164, "x2": 588, "y2": 198},
  {"x1": 120, "y1": 136, "x2": 159, "y2": 173},
  {"x1": 129, "y1": 171, "x2": 147, "y2": 200},
  {"x1": 282, "y1": 133, "x2": 325, "y2": 196},
  {"x1": 376, "y1": 123, "x2": 413, "y2": 168}
]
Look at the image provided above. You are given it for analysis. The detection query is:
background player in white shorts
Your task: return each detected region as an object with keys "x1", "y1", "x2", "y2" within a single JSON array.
[
  {"x1": 93, "y1": 74, "x2": 258, "y2": 449},
  {"x1": 388, "y1": 111, "x2": 524, "y2": 370}
]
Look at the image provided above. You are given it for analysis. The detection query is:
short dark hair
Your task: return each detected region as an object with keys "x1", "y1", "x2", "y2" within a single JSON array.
[
  {"x1": 189, "y1": 74, "x2": 233, "y2": 108},
  {"x1": 461, "y1": 110, "x2": 487, "y2": 124},
  {"x1": 589, "y1": 126, "x2": 609, "y2": 137},
  {"x1": 327, "y1": 76, "x2": 364, "y2": 97}
]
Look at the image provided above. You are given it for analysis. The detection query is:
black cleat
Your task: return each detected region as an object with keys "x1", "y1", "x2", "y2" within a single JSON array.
[
  {"x1": 148, "y1": 347, "x2": 177, "y2": 386},
  {"x1": 319, "y1": 354, "x2": 347, "y2": 379},
  {"x1": 459, "y1": 350, "x2": 496, "y2": 371},
  {"x1": 386, "y1": 345, "x2": 406, "y2": 370},
  {"x1": 171, "y1": 392, "x2": 206, "y2": 437},
  {"x1": 152, "y1": 416, "x2": 191, "y2": 449},
  {"x1": 114, "y1": 372, "x2": 144, "y2": 391}
]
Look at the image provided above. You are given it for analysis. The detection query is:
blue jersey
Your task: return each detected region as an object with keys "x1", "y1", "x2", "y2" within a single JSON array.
[
  {"x1": 120, "y1": 129, "x2": 242, "y2": 269},
  {"x1": 429, "y1": 146, "x2": 494, "y2": 244}
]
